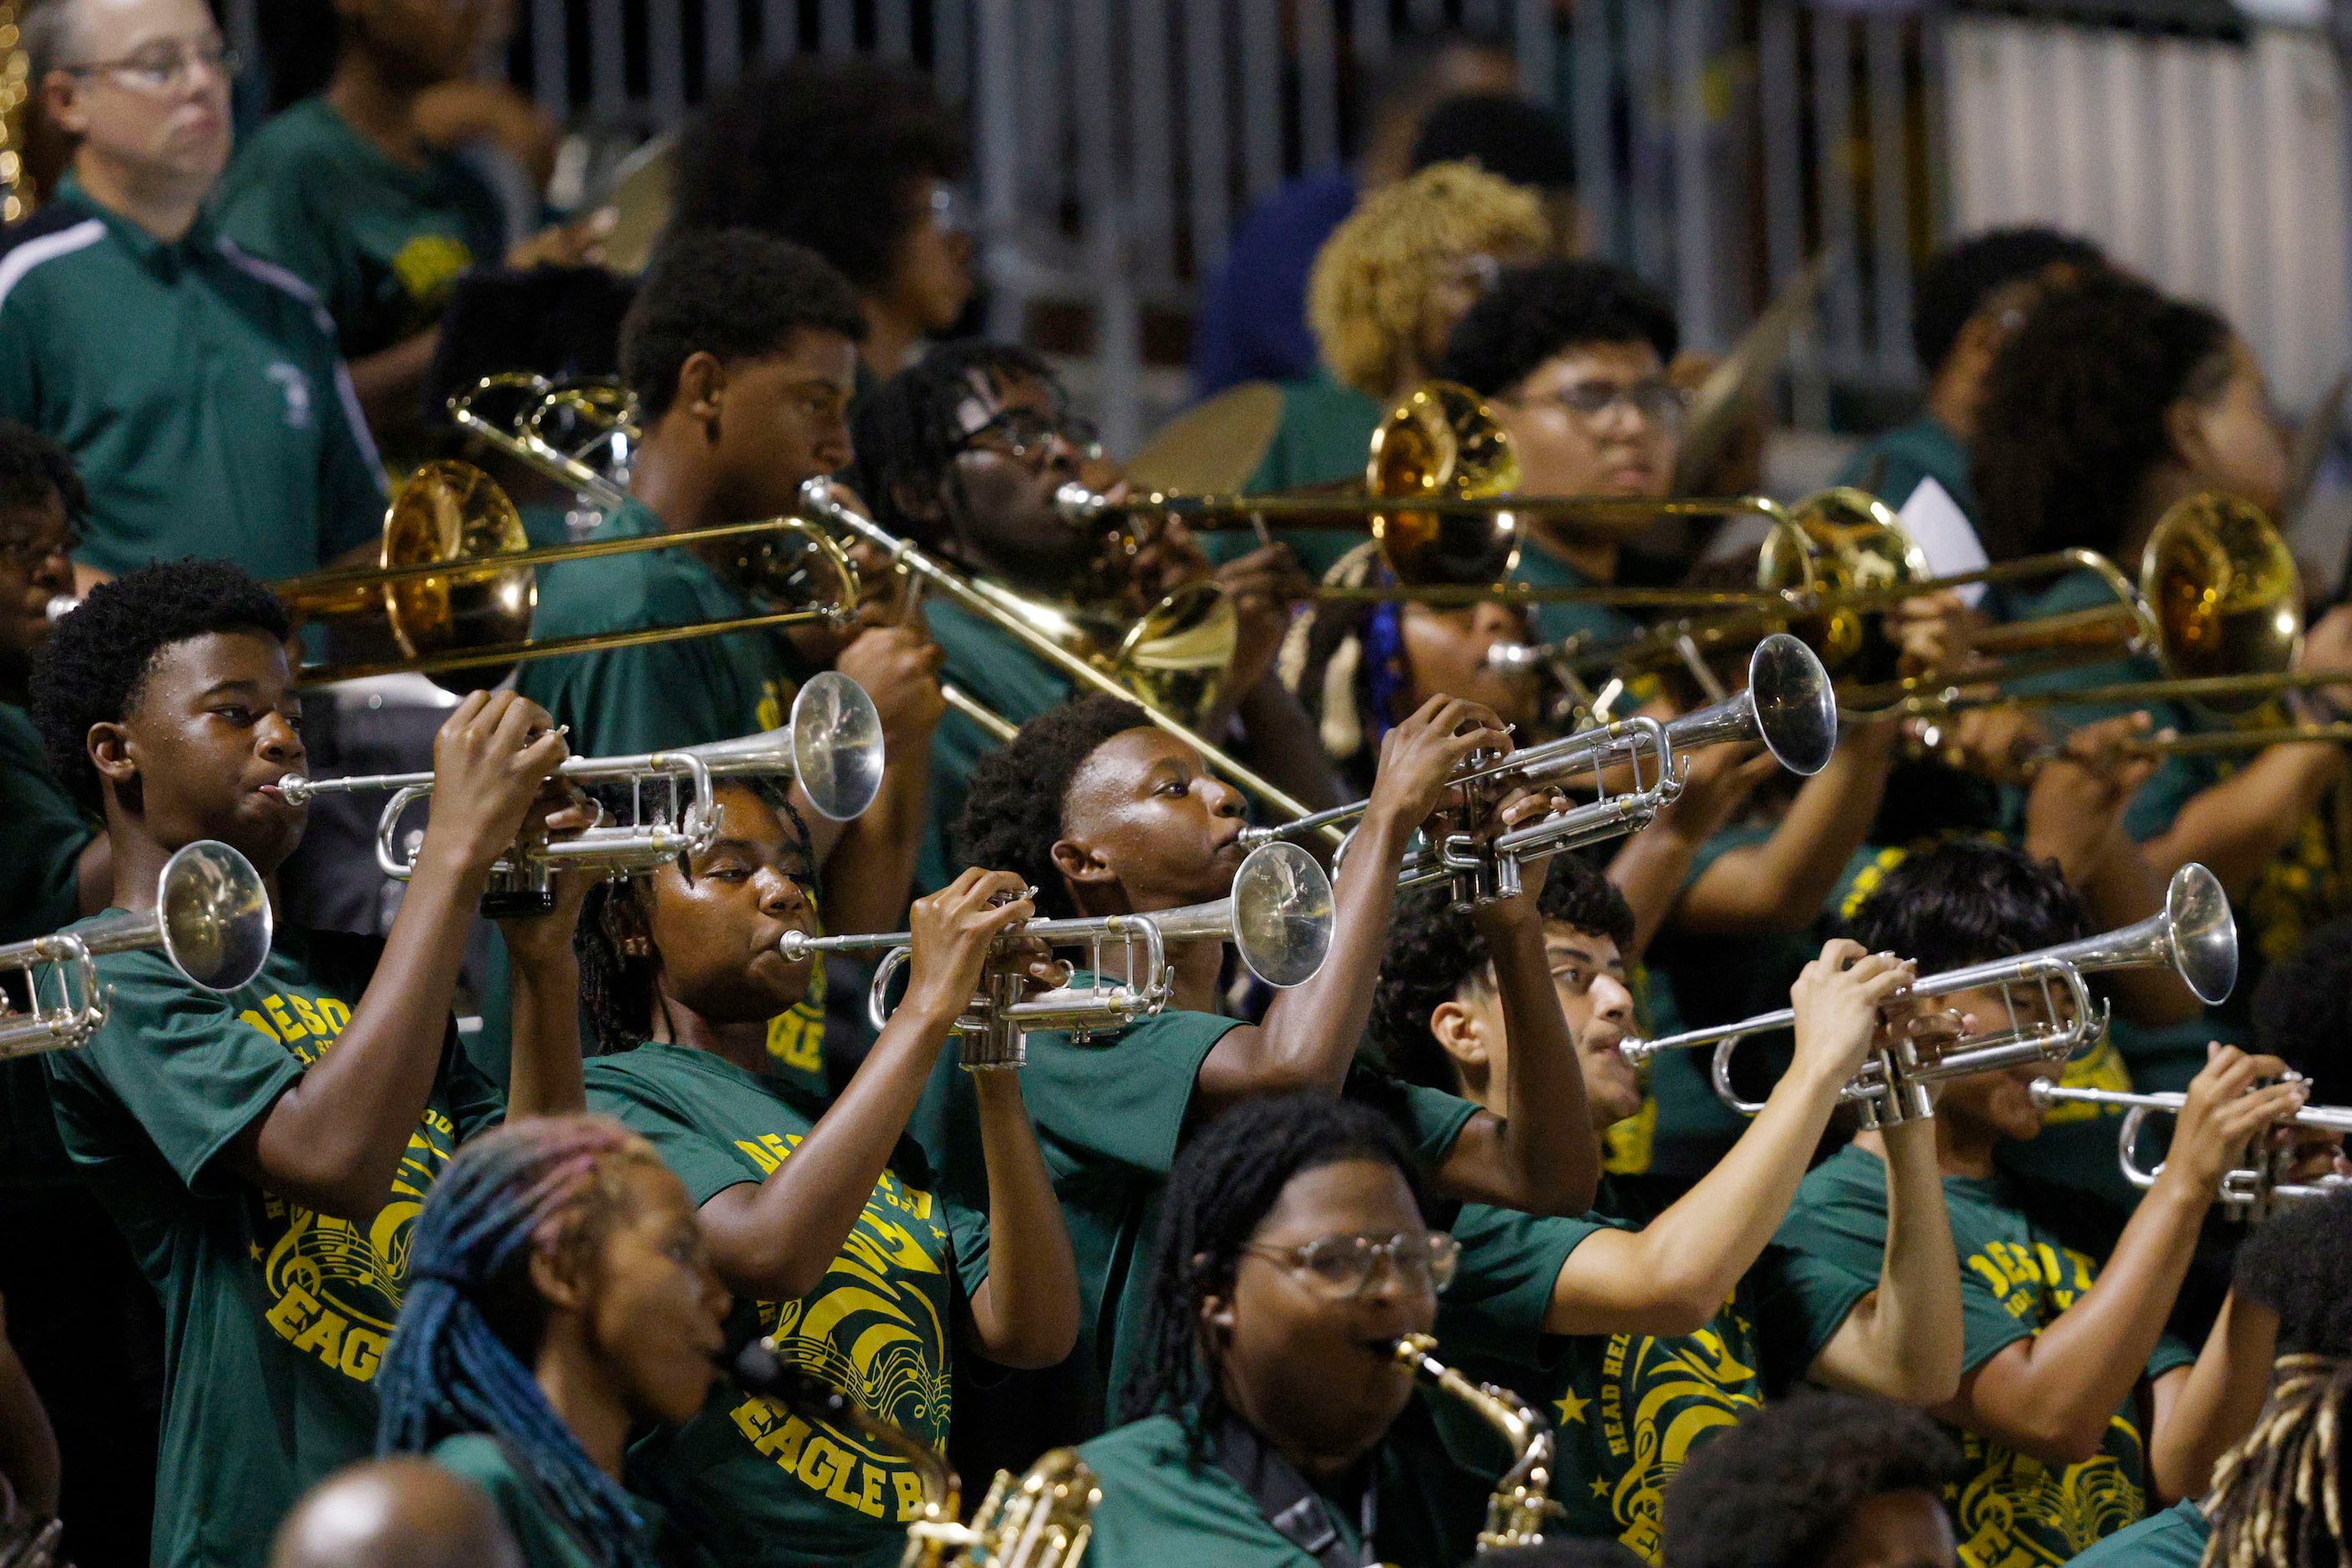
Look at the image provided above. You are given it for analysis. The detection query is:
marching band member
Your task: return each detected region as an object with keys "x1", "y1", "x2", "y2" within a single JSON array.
[
  {"x1": 27, "y1": 559, "x2": 588, "y2": 1568},
  {"x1": 1080, "y1": 1093, "x2": 1492, "y2": 1568},
  {"x1": 1372, "y1": 867, "x2": 1963, "y2": 1558},
  {"x1": 574, "y1": 779, "x2": 1078, "y2": 1568},
  {"x1": 1771, "y1": 840, "x2": 2303, "y2": 1566},
  {"x1": 11, "y1": 0, "x2": 388, "y2": 583},
  {"x1": 377, "y1": 1115, "x2": 730, "y2": 1568},
  {"x1": 921, "y1": 692, "x2": 1597, "y2": 1448}
]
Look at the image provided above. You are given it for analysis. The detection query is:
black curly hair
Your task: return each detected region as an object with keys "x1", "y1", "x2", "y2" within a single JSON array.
[
  {"x1": 2235, "y1": 1188, "x2": 2352, "y2": 1357},
  {"x1": 1909, "y1": 227, "x2": 2105, "y2": 378},
  {"x1": 1407, "y1": 94, "x2": 1577, "y2": 192},
  {"x1": 2253, "y1": 918, "x2": 2352, "y2": 1105},
  {"x1": 948, "y1": 694, "x2": 1151, "y2": 919},
  {"x1": 851, "y1": 340, "x2": 1059, "y2": 552},
  {"x1": 1116, "y1": 1093, "x2": 1429, "y2": 1444},
  {"x1": 1972, "y1": 271, "x2": 2233, "y2": 561},
  {"x1": 1372, "y1": 863, "x2": 1637, "y2": 1094},
  {"x1": 619, "y1": 228, "x2": 867, "y2": 421},
  {"x1": 1661, "y1": 1392, "x2": 1962, "y2": 1568},
  {"x1": 0, "y1": 419, "x2": 86, "y2": 528},
  {"x1": 669, "y1": 57, "x2": 967, "y2": 296},
  {"x1": 1436, "y1": 258, "x2": 1680, "y2": 400},
  {"x1": 29, "y1": 559, "x2": 291, "y2": 812},
  {"x1": 1843, "y1": 838, "x2": 2091, "y2": 977}
]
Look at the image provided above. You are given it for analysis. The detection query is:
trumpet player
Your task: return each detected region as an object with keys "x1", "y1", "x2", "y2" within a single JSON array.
[
  {"x1": 1772, "y1": 841, "x2": 2310, "y2": 1567},
  {"x1": 923, "y1": 691, "x2": 1599, "y2": 1450},
  {"x1": 25, "y1": 559, "x2": 593, "y2": 1568},
  {"x1": 574, "y1": 778, "x2": 1079, "y2": 1568},
  {"x1": 1081, "y1": 1094, "x2": 1488, "y2": 1568},
  {"x1": 1373, "y1": 868, "x2": 1964, "y2": 1558}
]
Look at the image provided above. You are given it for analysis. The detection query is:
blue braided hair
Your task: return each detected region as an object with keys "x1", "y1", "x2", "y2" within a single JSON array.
[{"x1": 377, "y1": 1115, "x2": 664, "y2": 1568}]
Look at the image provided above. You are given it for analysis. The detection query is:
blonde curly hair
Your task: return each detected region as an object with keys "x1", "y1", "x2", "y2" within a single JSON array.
[{"x1": 1306, "y1": 162, "x2": 1552, "y2": 401}]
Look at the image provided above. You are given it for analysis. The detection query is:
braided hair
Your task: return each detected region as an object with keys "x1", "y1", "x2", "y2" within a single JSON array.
[
  {"x1": 1116, "y1": 1093, "x2": 1427, "y2": 1450},
  {"x1": 2203, "y1": 1191, "x2": 2352, "y2": 1568},
  {"x1": 377, "y1": 1116, "x2": 670, "y2": 1568}
]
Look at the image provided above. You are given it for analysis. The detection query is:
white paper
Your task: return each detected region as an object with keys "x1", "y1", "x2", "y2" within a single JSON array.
[{"x1": 1895, "y1": 477, "x2": 1989, "y2": 606}]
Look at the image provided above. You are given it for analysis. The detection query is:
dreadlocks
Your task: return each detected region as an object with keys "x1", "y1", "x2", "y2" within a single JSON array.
[
  {"x1": 376, "y1": 1116, "x2": 669, "y2": 1568},
  {"x1": 1116, "y1": 1093, "x2": 1426, "y2": 1449}
]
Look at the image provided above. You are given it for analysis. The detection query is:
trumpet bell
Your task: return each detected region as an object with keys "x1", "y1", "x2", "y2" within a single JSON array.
[
  {"x1": 1227, "y1": 842, "x2": 1337, "y2": 989},
  {"x1": 2165, "y1": 862, "x2": 2238, "y2": 1006},
  {"x1": 156, "y1": 840, "x2": 273, "y2": 993},
  {"x1": 2142, "y1": 493, "x2": 2302, "y2": 709},
  {"x1": 782, "y1": 670, "x2": 888, "y2": 822},
  {"x1": 379, "y1": 461, "x2": 538, "y2": 669},
  {"x1": 1366, "y1": 381, "x2": 1523, "y2": 586},
  {"x1": 1745, "y1": 633, "x2": 1839, "y2": 776}
]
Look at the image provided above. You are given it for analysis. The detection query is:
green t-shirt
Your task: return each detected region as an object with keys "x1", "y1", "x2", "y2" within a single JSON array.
[
  {"x1": 491, "y1": 496, "x2": 829, "y2": 1090},
  {"x1": 2066, "y1": 1498, "x2": 2210, "y2": 1568},
  {"x1": 216, "y1": 99, "x2": 508, "y2": 362},
  {"x1": 0, "y1": 178, "x2": 387, "y2": 579},
  {"x1": 43, "y1": 926, "x2": 503, "y2": 1568},
  {"x1": 430, "y1": 1433, "x2": 702, "y2": 1568},
  {"x1": 0, "y1": 701, "x2": 94, "y2": 1191},
  {"x1": 1768, "y1": 1144, "x2": 2198, "y2": 1568},
  {"x1": 1834, "y1": 412, "x2": 1975, "y2": 518},
  {"x1": 1431, "y1": 1203, "x2": 1772, "y2": 1562},
  {"x1": 584, "y1": 1044, "x2": 986, "y2": 1568},
  {"x1": 1231, "y1": 375, "x2": 1384, "y2": 582},
  {"x1": 908, "y1": 996, "x2": 1239, "y2": 1425},
  {"x1": 1509, "y1": 544, "x2": 1641, "y2": 658},
  {"x1": 917, "y1": 596, "x2": 1071, "y2": 893},
  {"x1": 1074, "y1": 1408, "x2": 1489, "y2": 1568}
]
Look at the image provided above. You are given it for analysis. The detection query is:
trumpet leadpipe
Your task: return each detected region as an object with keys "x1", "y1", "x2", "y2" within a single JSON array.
[{"x1": 2028, "y1": 1080, "x2": 2352, "y2": 1136}]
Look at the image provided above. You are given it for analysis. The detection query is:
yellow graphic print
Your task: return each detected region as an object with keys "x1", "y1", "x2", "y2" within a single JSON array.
[
  {"x1": 240, "y1": 989, "x2": 459, "y2": 1385},
  {"x1": 2035, "y1": 1033, "x2": 2132, "y2": 1125},
  {"x1": 1950, "y1": 1239, "x2": 2147, "y2": 1567},
  {"x1": 721, "y1": 1127, "x2": 953, "y2": 1522},
  {"x1": 1586, "y1": 1309, "x2": 1764, "y2": 1562},
  {"x1": 390, "y1": 233, "x2": 473, "y2": 312},
  {"x1": 1608, "y1": 963, "x2": 1664, "y2": 1176},
  {"x1": 751, "y1": 679, "x2": 829, "y2": 1077}
]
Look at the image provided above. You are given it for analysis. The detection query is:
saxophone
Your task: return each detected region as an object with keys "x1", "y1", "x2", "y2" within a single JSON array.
[
  {"x1": 736, "y1": 1337, "x2": 1100, "y2": 1568},
  {"x1": 1391, "y1": 1333, "x2": 1560, "y2": 1550}
]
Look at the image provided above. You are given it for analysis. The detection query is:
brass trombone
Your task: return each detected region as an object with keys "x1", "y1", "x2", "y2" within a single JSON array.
[
  {"x1": 276, "y1": 673, "x2": 884, "y2": 916},
  {"x1": 1620, "y1": 863, "x2": 2238, "y2": 1127},
  {"x1": 447, "y1": 370, "x2": 635, "y2": 513},
  {"x1": 1392, "y1": 1333, "x2": 1560, "y2": 1549},
  {"x1": 0, "y1": 841, "x2": 272, "y2": 1058},
  {"x1": 2026, "y1": 1078, "x2": 2352, "y2": 1221},
  {"x1": 778, "y1": 841, "x2": 1335, "y2": 1068}
]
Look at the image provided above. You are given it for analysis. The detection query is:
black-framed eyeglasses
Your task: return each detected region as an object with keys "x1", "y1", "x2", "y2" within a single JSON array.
[
  {"x1": 1238, "y1": 1230, "x2": 1460, "y2": 1300},
  {"x1": 62, "y1": 39, "x2": 242, "y2": 91},
  {"x1": 1519, "y1": 378, "x2": 1691, "y2": 428},
  {"x1": 955, "y1": 407, "x2": 1104, "y2": 467}
]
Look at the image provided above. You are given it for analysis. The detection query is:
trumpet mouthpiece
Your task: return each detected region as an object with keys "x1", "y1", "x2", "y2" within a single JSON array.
[
  {"x1": 1055, "y1": 483, "x2": 1110, "y2": 523},
  {"x1": 1485, "y1": 642, "x2": 1541, "y2": 675}
]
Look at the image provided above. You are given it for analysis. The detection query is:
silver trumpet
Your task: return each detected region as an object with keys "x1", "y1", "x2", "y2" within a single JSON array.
[
  {"x1": 1243, "y1": 633, "x2": 1838, "y2": 910},
  {"x1": 777, "y1": 842, "x2": 1335, "y2": 1068},
  {"x1": 2027, "y1": 1078, "x2": 2352, "y2": 1221},
  {"x1": 0, "y1": 841, "x2": 271, "y2": 1058},
  {"x1": 276, "y1": 672, "x2": 883, "y2": 915},
  {"x1": 1620, "y1": 863, "x2": 2238, "y2": 1127}
]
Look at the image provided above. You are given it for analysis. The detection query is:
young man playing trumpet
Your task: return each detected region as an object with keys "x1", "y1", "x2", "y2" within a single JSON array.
[
  {"x1": 27, "y1": 559, "x2": 589, "y2": 1568},
  {"x1": 1773, "y1": 839, "x2": 2313, "y2": 1567},
  {"x1": 1372, "y1": 862, "x2": 1965, "y2": 1560}
]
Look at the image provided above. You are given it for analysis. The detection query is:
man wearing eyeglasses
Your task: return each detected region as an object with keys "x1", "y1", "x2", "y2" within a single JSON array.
[{"x1": 6, "y1": 0, "x2": 388, "y2": 587}]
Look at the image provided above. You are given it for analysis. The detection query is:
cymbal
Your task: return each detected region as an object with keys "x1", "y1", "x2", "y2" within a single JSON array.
[
  {"x1": 1126, "y1": 382, "x2": 1287, "y2": 494},
  {"x1": 599, "y1": 132, "x2": 676, "y2": 277}
]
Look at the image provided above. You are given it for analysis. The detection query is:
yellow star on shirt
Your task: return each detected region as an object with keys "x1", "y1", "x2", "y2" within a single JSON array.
[
  {"x1": 1554, "y1": 1388, "x2": 1591, "y2": 1426},
  {"x1": 250, "y1": 1242, "x2": 263, "y2": 1262},
  {"x1": 1590, "y1": 1476, "x2": 1611, "y2": 1498}
]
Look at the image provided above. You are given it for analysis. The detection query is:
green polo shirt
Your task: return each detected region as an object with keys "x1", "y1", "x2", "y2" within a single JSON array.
[
  {"x1": 429, "y1": 1434, "x2": 704, "y2": 1568},
  {"x1": 0, "y1": 701, "x2": 94, "y2": 1192},
  {"x1": 0, "y1": 178, "x2": 387, "y2": 579},
  {"x1": 1228, "y1": 375, "x2": 1384, "y2": 581},
  {"x1": 1075, "y1": 1407, "x2": 1491, "y2": 1568},
  {"x1": 918, "y1": 595, "x2": 1070, "y2": 893},
  {"x1": 1509, "y1": 543, "x2": 1641, "y2": 657},
  {"x1": 1769, "y1": 1144, "x2": 2198, "y2": 1568},
  {"x1": 489, "y1": 495, "x2": 829, "y2": 1090},
  {"x1": 217, "y1": 98, "x2": 508, "y2": 362},
  {"x1": 585, "y1": 1043, "x2": 985, "y2": 1568},
  {"x1": 43, "y1": 925, "x2": 503, "y2": 1568},
  {"x1": 2066, "y1": 1499, "x2": 2210, "y2": 1568},
  {"x1": 1835, "y1": 412, "x2": 1975, "y2": 517}
]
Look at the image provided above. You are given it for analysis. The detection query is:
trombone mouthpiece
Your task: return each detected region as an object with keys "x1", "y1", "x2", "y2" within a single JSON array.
[
  {"x1": 1055, "y1": 482, "x2": 1110, "y2": 523},
  {"x1": 1485, "y1": 642, "x2": 1542, "y2": 675},
  {"x1": 43, "y1": 594, "x2": 78, "y2": 625}
]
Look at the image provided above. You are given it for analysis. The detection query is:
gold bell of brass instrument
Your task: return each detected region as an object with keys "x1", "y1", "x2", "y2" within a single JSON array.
[
  {"x1": 0, "y1": 841, "x2": 272, "y2": 1059},
  {"x1": 734, "y1": 1337, "x2": 1098, "y2": 1568},
  {"x1": 1391, "y1": 1333, "x2": 1559, "y2": 1550},
  {"x1": 2027, "y1": 1078, "x2": 2352, "y2": 1222}
]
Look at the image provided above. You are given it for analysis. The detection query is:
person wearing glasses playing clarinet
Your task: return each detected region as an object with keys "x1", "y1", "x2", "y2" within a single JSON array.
[{"x1": 27, "y1": 559, "x2": 593, "y2": 1568}]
